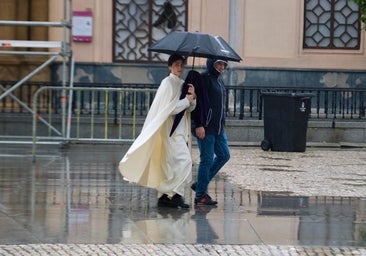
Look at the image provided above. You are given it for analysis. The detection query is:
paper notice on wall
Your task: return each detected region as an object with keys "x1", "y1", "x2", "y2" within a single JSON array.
[{"x1": 72, "y1": 11, "x2": 93, "y2": 42}]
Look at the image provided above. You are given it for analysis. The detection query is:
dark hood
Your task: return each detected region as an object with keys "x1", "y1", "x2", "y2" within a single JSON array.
[{"x1": 205, "y1": 58, "x2": 221, "y2": 77}]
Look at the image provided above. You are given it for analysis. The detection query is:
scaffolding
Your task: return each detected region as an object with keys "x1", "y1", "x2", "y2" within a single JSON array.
[{"x1": 0, "y1": 0, "x2": 74, "y2": 144}]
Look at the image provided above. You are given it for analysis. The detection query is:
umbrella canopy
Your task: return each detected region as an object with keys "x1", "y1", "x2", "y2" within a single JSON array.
[{"x1": 148, "y1": 31, "x2": 242, "y2": 62}]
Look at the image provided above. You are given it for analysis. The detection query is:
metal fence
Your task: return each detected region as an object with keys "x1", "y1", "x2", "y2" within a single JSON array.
[
  {"x1": 226, "y1": 86, "x2": 366, "y2": 120},
  {"x1": 1, "y1": 81, "x2": 365, "y2": 158},
  {"x1": 31, "y1": 86, "x2": 155, "y2": 139},
  {"x1": 1, "y1": 81, "x2": 366, "y2": 121}
]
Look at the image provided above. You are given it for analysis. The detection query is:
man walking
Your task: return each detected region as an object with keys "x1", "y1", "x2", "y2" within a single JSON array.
[{"x1": 191, "y1": 59, "x2": 231, "y2": 205}]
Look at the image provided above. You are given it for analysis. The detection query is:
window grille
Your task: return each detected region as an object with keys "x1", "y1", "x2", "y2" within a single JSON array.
[
  {"x1": 303, "y1": 0, "x2": 360, "y2": 49},
  {"x1": 113, "y1": 0, "x2": 187, "y2": 63}
]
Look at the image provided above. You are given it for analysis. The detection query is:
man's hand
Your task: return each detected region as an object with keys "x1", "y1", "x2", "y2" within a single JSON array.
[
  {"x1": 186, "y1": 94, "x2": 195, "y2": 103},
  {"x1": 195, "y1": 126, "x2": 205, "y2": 139},
  {"x1": 187, "y1": 83, "x2": 195, "y2": 96},
  {"x1": 186, "y1": 83, "x2": 196, "y2": 102}
]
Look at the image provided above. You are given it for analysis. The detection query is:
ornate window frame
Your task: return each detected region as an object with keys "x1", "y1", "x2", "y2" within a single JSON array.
[
  {"x1": 113, "y1": 0, "x2": 188, "y2": 63},
  {"x1": 303, "y1": 0, "x2": 360, "y2": 50}
]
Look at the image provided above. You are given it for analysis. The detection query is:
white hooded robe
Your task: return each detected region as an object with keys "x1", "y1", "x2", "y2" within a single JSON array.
[{"x1": 119, "y1": 73, "x2": 196, "y2": 197}]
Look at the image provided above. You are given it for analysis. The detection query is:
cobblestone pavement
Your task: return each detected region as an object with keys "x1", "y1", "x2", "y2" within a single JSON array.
[
  {"x1": 1, "y1": 146, "x2": 366, "y2": 255},
  {"x1": 1, "y1": 244, "x2": 366, "y2": 256},
  {"x1": 216, "y1": 147, "x2": 366, "y2": 197}
]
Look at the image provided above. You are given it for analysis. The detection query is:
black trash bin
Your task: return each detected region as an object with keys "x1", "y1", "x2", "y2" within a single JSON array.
[{"x1": 261, "y1": 92, "x2": 313, "y2": 152}]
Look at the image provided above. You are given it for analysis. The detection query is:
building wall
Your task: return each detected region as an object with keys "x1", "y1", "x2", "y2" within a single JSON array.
[
  {"x1": 57, "y1": 0, "x2": 365, "y2": 89},
  {"x1": 243, "y1": 0, "x2": 366, "y2": 71},
  {"x1": 2, "y1": 0, "x2": 366, "y2": 89},
  {"x1": 67, "y1": 0, "x2": 112, "y2": 63},
  {"x1": 59, "y1": 0, "x2": 366, "y2": 70}
]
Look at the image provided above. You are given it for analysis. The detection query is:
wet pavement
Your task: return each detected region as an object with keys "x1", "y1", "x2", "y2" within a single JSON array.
[{"x1": 0, "y1": 144, "x2": 366, "y2": 255}]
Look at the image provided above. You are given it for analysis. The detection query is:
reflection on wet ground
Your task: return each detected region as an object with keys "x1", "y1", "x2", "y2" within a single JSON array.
[{"x1": 0, "y1": 145, "x2": 365, "y2": 247}]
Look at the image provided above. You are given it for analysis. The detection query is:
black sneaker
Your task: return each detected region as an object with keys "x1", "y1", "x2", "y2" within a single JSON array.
[
  {"x1": 194, "y1": 194, "x2": 218, "y2": 205},
  {"x1": 158, "y1": 194, "x2": 189, "y2": 209},
  {"x1": 171, "y1": 194, "x2": 189, "y2": 209},
  {"x1": 158, "y1": 194, "x2": 172, "y2": 207}
]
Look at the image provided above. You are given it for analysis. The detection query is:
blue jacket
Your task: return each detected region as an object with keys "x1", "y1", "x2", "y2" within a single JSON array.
[{"x1": 192, "y1": 59, "x2": 226, "y2": 135}]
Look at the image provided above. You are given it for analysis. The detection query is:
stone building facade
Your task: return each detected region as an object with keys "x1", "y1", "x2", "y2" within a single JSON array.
[{"x1": 1, "y1": 0, "x2": 366, "y2": 89}]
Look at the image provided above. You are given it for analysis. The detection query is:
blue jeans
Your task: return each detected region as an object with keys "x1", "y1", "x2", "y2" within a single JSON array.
[{"x1": 195, "y1": 131, "x2": 230, "y2": 197}]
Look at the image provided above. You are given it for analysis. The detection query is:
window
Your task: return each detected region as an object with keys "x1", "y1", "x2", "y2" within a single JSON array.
[
  {"x1": 303, "y1": 0, "x2": 360, "y2": 49},
  {"x1": 113, "y1": 0, "x2": 188, "y2": 63}
]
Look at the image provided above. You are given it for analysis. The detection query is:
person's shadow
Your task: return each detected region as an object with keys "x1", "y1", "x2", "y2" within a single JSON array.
[{"x1": 191, "y1": 205, "x2": 219, "y2": 243}]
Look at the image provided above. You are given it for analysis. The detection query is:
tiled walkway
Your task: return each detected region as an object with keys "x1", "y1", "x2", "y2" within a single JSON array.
[{"x1": 0, "y1": 144, "x2": 365, "y2": 255}]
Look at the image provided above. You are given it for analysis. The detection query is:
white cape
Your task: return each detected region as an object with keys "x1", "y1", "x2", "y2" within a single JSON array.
[{"x1": 119, "y1": 73, "x2": 191, "y2": 191}]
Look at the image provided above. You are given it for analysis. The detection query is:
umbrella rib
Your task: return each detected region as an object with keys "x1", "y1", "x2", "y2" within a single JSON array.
[
  {"x1": 177, "y1": 34, "x2": 199, "y2": 57},
  {"x1": 214, "y1": 36, "x2": 230, "y2": 55}
]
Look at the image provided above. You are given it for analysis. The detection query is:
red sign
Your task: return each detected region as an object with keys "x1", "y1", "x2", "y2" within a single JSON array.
[{"x1": 72, "y1": 11, "x2": 93, "y2": 42}]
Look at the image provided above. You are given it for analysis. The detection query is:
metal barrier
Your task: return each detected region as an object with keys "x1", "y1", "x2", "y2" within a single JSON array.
[
  {"x1": 2, "y1": 81, "x2": 365, "y2": 120},
  {"x1": 226, "y1": 86, "x2": 366, "y2": 120},
  {"x1": 0, "y1": 82, "x2": 365, "y2": 159},
  {"x1": 31, "y1": 86, "x2": 156, "y2": 160}
]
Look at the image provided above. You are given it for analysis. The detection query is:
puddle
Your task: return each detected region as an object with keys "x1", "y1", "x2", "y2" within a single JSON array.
[{"x1": 0, "y1": 145, "x2": 365, "y2": 246}]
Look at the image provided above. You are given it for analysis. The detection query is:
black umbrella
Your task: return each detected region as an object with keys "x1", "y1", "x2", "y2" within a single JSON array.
[
  {"x1": 148, "y1": 31, "x2": 242, "y2": 63},
  {"x1": 149, "y1": 31, "x2": 241, "y2": 136}
]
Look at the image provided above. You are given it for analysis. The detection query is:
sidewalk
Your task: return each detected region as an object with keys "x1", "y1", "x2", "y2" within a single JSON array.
[
  {"x1": 0, "y1": 144, "x2": 365, "y2": 255},
  {"x1": 1, "y1": 244, "x2": 365, "y2": 255},
  {"x1": 217, "y1": 146, "x2": 366, "y2": 197}
]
